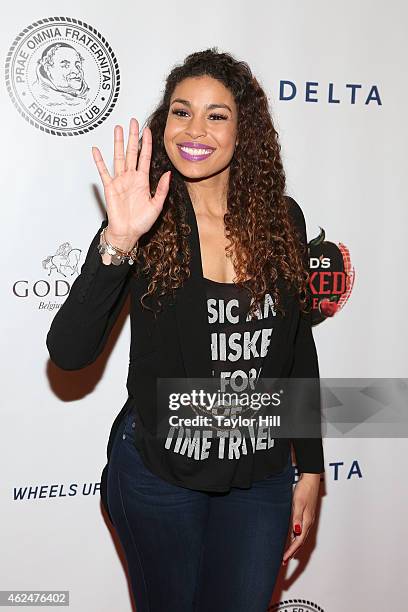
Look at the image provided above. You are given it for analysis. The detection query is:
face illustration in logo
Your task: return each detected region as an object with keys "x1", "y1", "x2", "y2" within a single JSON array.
[
  {"x1": 32, "y1": 43, "x2": 90, "y2": 109},
  {"x1": 41, "y1": 44, "x2": 85, "y2": 91}
]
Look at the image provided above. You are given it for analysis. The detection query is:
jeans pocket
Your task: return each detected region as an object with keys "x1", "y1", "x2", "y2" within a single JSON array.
[{"x1": 121, "y1": 408, "x2": 136, "y2": 444}]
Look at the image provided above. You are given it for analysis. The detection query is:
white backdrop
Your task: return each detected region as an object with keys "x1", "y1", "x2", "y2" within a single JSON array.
[{"x1": 1, "y1": 1, "x2": 407, "y2": 611}]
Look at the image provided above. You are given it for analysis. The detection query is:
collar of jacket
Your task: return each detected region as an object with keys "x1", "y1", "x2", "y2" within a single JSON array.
[{"x1": 171, "y1": 191, "x2": 292, "y2": 381}]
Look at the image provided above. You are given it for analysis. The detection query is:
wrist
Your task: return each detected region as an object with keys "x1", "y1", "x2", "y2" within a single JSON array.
[
  {"x1": 105, "y1": 227, "x2": 140, "y2": 252},
  {"x1": 299, "y1": 472, "x2": 321, "y2": 481},
  {"x1": 98, "y1": 227, "x2": 140, "y2": 266}
]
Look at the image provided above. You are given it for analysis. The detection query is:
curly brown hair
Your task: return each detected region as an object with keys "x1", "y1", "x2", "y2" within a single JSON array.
[{"x1": 131, "y1": 47, "x2": 309, "y2": 320}]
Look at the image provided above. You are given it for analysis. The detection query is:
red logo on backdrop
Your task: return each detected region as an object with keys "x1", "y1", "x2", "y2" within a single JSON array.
[{"x1": 308, "y1": 227, "x2": 355, "y2": 325}]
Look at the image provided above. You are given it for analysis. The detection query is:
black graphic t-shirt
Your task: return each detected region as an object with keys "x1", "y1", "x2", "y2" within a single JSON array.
[
  {"x1": 204, "y1": 277, "x2": 278, "y2": 467},
  {"x1": 157, "y1": 276, "x2": 290, "y2": 490},
  {"x1": 206, "y1": 276, "x2": 274, "y2": 387}
]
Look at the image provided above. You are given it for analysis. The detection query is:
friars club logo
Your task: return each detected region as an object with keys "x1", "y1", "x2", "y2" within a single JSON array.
[
  {"x1": 269, "y1": 599, "x2": 325, "y2": 611},
  {"x1": 4, "y1": 16, "x2": 120, "y2": 136}
]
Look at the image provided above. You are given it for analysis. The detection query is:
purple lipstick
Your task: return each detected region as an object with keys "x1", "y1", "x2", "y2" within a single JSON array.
[{"x1": 176, "y1": 141, "x2": 216, "y2": 162}]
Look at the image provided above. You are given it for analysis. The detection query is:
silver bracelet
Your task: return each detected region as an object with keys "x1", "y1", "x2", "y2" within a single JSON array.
[{"x1": 97, "y1": 227, "x2": 139, "y2": 266}]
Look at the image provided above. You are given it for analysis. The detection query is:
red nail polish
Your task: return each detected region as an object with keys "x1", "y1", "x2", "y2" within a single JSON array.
[{"x1": 294, "y1": 523, "x2": 302, "y2": 534}]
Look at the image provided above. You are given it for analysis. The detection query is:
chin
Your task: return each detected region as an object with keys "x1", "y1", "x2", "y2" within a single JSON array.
[
  {"x1": 185, "y1": 162, "x2": 227, "y2": 178},
  {"x1": 175, "y1": 167, "x2": 210, "y2": 181}
]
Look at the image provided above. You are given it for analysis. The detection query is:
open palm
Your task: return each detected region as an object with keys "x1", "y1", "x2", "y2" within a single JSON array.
[{"x1": 92, "y1": 118, "x2": 171, "y2": 250}]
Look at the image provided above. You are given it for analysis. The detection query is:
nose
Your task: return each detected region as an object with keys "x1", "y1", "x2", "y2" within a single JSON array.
[{"x1": 185, "y1": 114, "x2": 207, "y2": 139}]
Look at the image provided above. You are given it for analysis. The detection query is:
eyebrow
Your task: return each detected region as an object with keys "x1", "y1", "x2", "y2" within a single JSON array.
[{"x1": 170, "y1": 98, "x2": 233, "y2": 113}]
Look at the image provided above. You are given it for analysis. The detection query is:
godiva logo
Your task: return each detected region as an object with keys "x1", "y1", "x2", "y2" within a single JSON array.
[
  {"x1": 42, "y1": 241, "x2": 82, "y2": 277},
  {"x1": 4, "y1": 16, "x2": 120, "y2": 136},
  {"x1": 12, "y1": 239, "x2": 82, "y2": 310}
]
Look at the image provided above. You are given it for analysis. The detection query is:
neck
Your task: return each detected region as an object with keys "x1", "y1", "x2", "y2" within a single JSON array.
[{"x1": 184, "y1": 166, "x2": 229, "y2": 218}]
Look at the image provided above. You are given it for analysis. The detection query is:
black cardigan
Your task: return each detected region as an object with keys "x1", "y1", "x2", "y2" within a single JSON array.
[{"x1": 46, "y1": 194, "x2": 325, "y2": 517}]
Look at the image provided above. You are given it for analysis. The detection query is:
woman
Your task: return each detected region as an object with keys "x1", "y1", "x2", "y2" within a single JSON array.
[{"x1": 46, "y1": 48, "x2": 324, "y2": 612}]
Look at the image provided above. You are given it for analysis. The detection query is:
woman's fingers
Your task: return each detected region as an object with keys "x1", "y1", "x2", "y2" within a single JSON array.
[
  {"x1": 282, "y1": 523, "x2": 311, "y2": 564},
  {"x1": 113, "y1": 125, "x2": 126, "y2": 176},
  {"x1": 282, "y1": 532, "x2": 304, "y2": 563},
  {"x1": 91, "y1": 146, "x2": 112, "y2": 188},
  {"x1": 125, "y1": 118, "x2": 139, "y2": 171},
  {"x1": 137, "y1": 125, "x2": 152, "y2": 177},
  {"x1": 151, "y1": 170, "x2": 171, "y2": 210},
  {"x1": 93, "y1": 120, "x2": 160, "y2": 203}
]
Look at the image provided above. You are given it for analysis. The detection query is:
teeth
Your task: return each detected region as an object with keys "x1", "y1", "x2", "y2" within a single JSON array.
[{"x1": 180, "y1": 146, "x2": 213, "y2": 155}]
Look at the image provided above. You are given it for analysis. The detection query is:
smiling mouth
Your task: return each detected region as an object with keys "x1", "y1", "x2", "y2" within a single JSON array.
[{"x1": 176, "y1": 144, "x2": 215, "y2": 162}]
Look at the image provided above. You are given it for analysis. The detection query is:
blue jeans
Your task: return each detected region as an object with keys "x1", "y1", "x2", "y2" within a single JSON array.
[{"x1": 107, "y1": 408, "x2": 295, "y2": 612}]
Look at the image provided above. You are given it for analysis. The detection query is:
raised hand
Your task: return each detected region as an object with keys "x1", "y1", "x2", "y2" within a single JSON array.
[{"x1": 92, "y1": 118, "x2": 171, "y2": 251}]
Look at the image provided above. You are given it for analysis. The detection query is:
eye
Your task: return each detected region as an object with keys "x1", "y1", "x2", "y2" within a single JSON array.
[
  {"x1": 209, "y1": 113, "x2": 228, "y2": 120},
  {"x1": 171, "y1": 109, "x2": 228, "y2": 120},
  {"x1": 171, "y1": 109, "x2": 189, "y2": 117}
]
